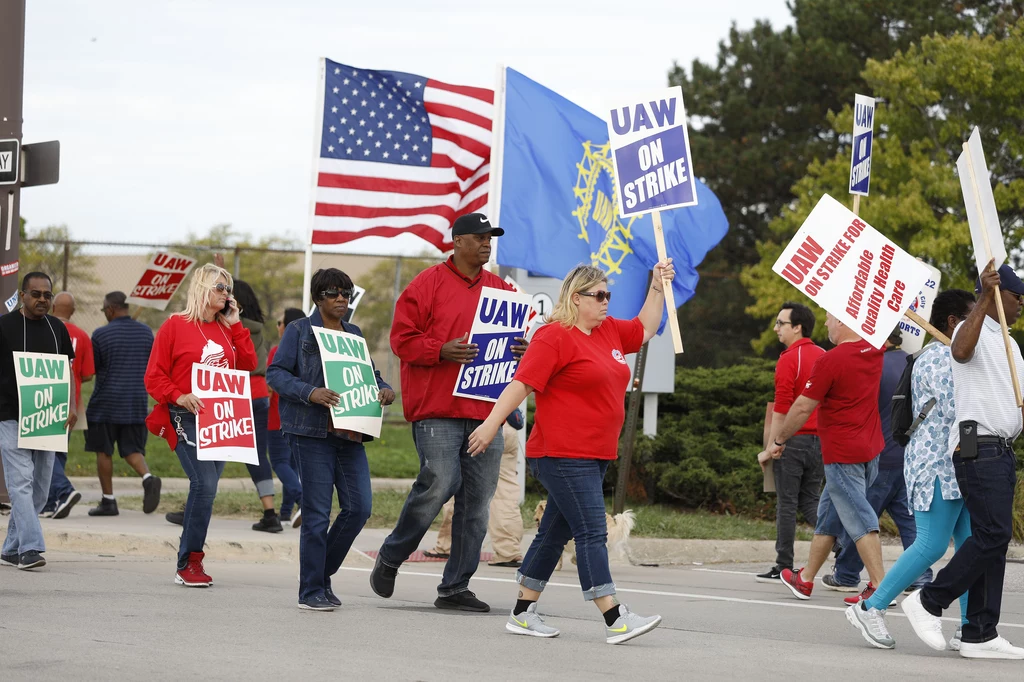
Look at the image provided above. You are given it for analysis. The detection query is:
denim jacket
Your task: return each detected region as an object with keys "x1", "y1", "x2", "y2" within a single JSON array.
[{"x1": 267, "y1": 309, "x2": 391, "y2": 440}]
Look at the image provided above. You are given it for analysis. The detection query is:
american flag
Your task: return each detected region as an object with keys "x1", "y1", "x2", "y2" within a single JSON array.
[{"x1": 311, "y1": 59, "x2": 493, "y2": 251}]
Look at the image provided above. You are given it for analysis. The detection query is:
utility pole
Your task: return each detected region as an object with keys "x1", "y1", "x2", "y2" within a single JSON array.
[{"x1": 0, "y1": 0, "x2": 26, "y2": 311}]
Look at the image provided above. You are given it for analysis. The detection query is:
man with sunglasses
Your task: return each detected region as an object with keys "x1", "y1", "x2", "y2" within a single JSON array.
[
  {"x1": 0, "y1": 272, "x2": 77, "y2": 571},
  {"x1": 371, "y1": 213, "x2": 525, "y2": 613},
  {"x1": 755, "y1": 302, "x2": 825, "y2": 584}
]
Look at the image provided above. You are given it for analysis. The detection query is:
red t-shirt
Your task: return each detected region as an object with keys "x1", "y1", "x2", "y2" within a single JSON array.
[
  {"x1": 267, "y1": 345, "x2": 281, "y2": 431},
  {"x1": 64, "y1": 320, "x2": 95, "y2": 407},
  {"x1": 801, "y1": 339, "x2": 884, "y2": 464},
  {"x1": 515, "y1": 316, "x2": 644, "y2": 460},
  {"x1": 774, "y1": 337, "x2": 825, "y2": 436},
  {"x1": 145, "y1": 315, "x2": 258, "y2": 405}
]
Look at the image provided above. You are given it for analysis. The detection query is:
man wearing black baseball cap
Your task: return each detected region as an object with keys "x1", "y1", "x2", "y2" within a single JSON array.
[
  {"x1": 371, "y1": 212, "x2": 525, "y2": 614},
  {"x1": 902, "y1": 260, "x2": 1024, "y2": 658}
]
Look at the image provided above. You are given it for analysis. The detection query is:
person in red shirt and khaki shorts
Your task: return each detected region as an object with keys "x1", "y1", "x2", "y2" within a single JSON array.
[
  {"x1": 468, "y1": 260, "x2": 673, "y2": 645},
  {"x1": 768, "y1": 313, "x2": 886, "y2": 604}
]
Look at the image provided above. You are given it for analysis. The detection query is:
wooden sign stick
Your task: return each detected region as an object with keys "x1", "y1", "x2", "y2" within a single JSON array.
[
  {"x1": 963, "y1": 141, "x2": 1022, "y2": 407},
  {"x1": 852, "y1": 194, "x2": 861, "y2": 216},
  {"x1": 651, "y1": 210, "x2": 684, "y2": 354},
  {"x1": 904, "y1": 310, "x2": 950, "y2": 346}
]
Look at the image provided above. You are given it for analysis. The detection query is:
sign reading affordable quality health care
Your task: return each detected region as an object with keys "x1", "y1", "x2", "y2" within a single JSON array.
[
  {"x1": 127, "y1": 252, "x2": 198, "y2": 311},
  {"x1": 454, "y1": 287, "x2": 533, "y2": 402},
  {"x1": 607, "y1": 86, "x2": 697, "y2": 217},
  {"x1": 773, "y1": 194, "x2": 931, "y2": 349},
  {"x1": 849, "y1": 94, "x2": 875, "y2": 196},
  {"x1": 313, "y1": 327, "x2": 383, "y2": 438},
  {"x1": 191, "y1": 364, "x2": 259, "y2": 465},
  {"x1": 14, "y1": 352, "x2": 70, "y2": 451}
]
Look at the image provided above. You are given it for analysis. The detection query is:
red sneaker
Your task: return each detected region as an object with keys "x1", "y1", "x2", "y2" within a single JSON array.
[
  {"x1": 844, "y1": 582, "x2": 897, "y2": 607},
  {"x1": 780, "y1": 567, "x2": 813, "y2": 600},
  {"x1": 174, "y1": 551, "x2": 213, "y2": 588}
]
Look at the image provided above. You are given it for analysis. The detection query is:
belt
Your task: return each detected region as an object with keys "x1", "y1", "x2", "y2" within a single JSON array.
[{"x1": 977, "y1": 436, "x2": 1012, "y2": 447}]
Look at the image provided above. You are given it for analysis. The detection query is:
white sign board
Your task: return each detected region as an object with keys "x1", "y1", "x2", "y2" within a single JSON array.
[
  {"x1": 191, "y1": 364, "x2": 259, "y2": 465},
  {"x1": 897, "y1": 263, "x2": 941, "y2": 353},
  {"x1": 848, "y1": 94, "x2": 875, "y2": 196},
  {"x1": 606, "y1": 86, "x2": 697, "y2": 217},
  {"x1": 773, "y1": 194, "x2": 931, "y2": 349},
  {"x1": 126, "y1": 252, "x2": 198, "y2": 311},
  {"x1": 957, "y1": 127, "x2": 1007, "y2": 273}
]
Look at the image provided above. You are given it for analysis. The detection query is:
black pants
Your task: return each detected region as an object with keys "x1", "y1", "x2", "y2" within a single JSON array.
[
  {"x1": 920, "y1": 443, "x2": 1017, "y2": 643},
  {"x1": 773, "y1": 434, "x2": 824, "y2": 569}
]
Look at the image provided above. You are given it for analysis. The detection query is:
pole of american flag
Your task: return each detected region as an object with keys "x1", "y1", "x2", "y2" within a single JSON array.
[{"x1": 302, "y1": 58, "x2": 328, "y2": 312}]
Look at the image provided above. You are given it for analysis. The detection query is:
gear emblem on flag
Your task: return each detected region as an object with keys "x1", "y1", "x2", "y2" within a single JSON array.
[{"x1": 572, "y1": 141, "x2": 636, "y2": 282}]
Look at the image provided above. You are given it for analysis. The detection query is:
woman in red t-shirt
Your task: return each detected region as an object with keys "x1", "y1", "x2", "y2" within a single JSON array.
[
  {"x1": 144, "y1": 264, "x2": 257, "y2": 588},
  {"x1": 468, "y1": 260, "x2": 673, "y2": 645}
]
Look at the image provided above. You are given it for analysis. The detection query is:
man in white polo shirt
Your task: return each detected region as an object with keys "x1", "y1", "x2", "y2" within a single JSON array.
[{"x1": 902, "y1": 262, "x2": 1024, "y2": 659}]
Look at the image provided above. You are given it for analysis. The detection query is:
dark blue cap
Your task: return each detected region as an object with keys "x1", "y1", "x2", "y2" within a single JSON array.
[{"x1": 976, "y1": 264, "x2": 1024, "y2": 296}]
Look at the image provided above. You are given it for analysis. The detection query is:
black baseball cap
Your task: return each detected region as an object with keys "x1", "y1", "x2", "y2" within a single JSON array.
[
  {"x1": 452, "y1": 213, "x2": 504, "y2": 237},
  {"x1": 975, "y1": 264, "x2": 1024, "y2": 296}
]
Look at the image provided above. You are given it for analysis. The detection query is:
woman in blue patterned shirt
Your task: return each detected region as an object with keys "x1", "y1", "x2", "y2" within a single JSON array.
[{"x1": 848, "y1": 289, "x2": 977, "y2": 649}]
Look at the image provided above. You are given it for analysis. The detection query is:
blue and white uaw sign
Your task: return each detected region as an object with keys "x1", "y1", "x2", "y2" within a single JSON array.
[
  {"x1": 607, "y1": 86, "x2": 697, "y2": 217},
  {"x1": 849, "y1": 94, "x2": 875, "y2": 196},
  {"x1": 453, "y1": 287, "x2": 533, "y2": 402}
]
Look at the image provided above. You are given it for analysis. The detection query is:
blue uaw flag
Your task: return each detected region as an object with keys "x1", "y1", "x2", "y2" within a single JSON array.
[{"x1": 496, "y1": 68, "x2": 728, "y2": 323}]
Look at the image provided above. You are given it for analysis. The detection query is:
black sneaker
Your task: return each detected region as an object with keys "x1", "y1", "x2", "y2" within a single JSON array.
[
  {"x1": 88, "y1": 498, "x2": 119, "y2": 516},
  {"x1": 755, "y1": 565, "x2": 783, "y2": 583},
  {"x1": 369, "y1": 553, "x2": 398, "y2": 598},
  {"x1": 0, "y1": 553, "x2": 18, "y2": 567},
  {"x1": 252, "y1": 514, "x2": 283, "y2": 533},
  {"x1": 18, "y1": 550, "x2": 46, "y2": 570},
  {"x1": 434, "y1": 591, "x2": 490, "y2": 613},
  {"x1": 325, "y1": 587, "x2": 342, "y2": 607},
  {"x1": 297, "y1": 594, "x2": 335, "y2": 612},
  {"x1": 52, "y1": 490, "x2": 82, "y2": 519},
  {"x1": 142, "y1": 476, "x2": 162, "y2": 514},
  {"x1": 166, "y1": 504, "x2": 185, "y2": 526}
]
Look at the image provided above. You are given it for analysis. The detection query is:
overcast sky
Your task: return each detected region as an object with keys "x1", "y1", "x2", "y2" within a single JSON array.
[{"x1": 19, "y1": 0, "x2": 792, "y2": 253}]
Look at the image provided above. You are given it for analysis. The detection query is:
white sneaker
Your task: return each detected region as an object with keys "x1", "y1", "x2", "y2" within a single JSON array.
[
  {"x1": 506, "y1": 603, "x2": 560, "y2": 638},
  {"x1": 900, "y1": 589, "x2": 946, "y2": 651},
  {"x1": 949, "y1": 627, "x2": 961, "y2": 651},
  {"x1": 959, "y1": 636, "x2": 1024, "y2": 660}
]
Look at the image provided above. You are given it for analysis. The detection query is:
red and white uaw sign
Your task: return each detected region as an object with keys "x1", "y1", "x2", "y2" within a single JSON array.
[
  {"x1": 773, "y1": 194, "x2": 931, "y2": 349},
  {"x1": 127, "y1": 252, "x2": 198, "y2": 311},
  {"x1": 191, "y1": 363, "x2": 258, "y2": 465},
  {"x1": 898, "y1": 263, "x2": 941, "y2": 354}
]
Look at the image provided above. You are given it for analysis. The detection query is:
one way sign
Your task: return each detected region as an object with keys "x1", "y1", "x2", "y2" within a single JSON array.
[{"x1": 0, "y1": 139, "x2": 19, "y2": 185}]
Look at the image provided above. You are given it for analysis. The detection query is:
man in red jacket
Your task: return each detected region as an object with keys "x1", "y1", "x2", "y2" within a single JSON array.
[{"x1": 370, "y1": 213, "x2": 525, "y2": 613}]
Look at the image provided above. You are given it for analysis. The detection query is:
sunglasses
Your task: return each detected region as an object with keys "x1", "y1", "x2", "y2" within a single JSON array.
[
  {"x1": 774, "y1": 320, "x2": 794, "y2": 328},
  {"x1": 579, "y1": 291, "x2": 612, "y2": 303},
  {"x1": 319, "y1": 289, "x2": 353, "y2": 300},
  {"x1": 27, "y1": 290, "x2": 53, "y2": 300},
  {"x1": 213, "y1": 283, "x2": 233, "y2": 294}
]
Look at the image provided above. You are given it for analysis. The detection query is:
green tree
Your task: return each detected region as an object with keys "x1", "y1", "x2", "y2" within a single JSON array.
[
  {"x1": 19, "y1": 223, "x2": 97, "y2": 292},
  {"x1": 356, "y1": 256, "x2": 438, "y2": 354},
  {"x1": 742, "y1": 22, "x2": 1024, "y2": 350}
]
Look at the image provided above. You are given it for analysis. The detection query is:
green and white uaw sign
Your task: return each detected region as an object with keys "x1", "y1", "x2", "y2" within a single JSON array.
[
  {"x1": 313, "y1": 327, "x2": 383, "y2": 438},
  {"x1": 14, "y1": 351, "x2": 71, "y2": 451}
]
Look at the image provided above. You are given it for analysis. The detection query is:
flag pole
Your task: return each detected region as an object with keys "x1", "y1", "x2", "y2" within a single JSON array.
[
  {"x1": 487, "y1": 63, "x2": 507, "y2": 270},
  {"x1": 302, "y1": 58, "x2": 327, "y2": 313},
  {"x1": 652, "y1": 211, "x2": 683, "y2": 353}
]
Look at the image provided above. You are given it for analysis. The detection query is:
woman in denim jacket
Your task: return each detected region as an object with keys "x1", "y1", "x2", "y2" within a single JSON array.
[{"x1": 267, "y1": 268, "x2": 395, "y2": 611}]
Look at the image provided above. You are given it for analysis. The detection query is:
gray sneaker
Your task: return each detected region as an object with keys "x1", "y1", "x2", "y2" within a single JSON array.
[
  {"x1": 605, "y1": 605, "x2": 662, "y2": 644},
  {"x1": 949, "y1": 627, "x2": 962, "y2": 651},
  {"x1": 845, "y1": 603, "x2": 895, "y2": 649},
  {"x1": 505, "y1": 603, "x2": 560, "y2": 638}
]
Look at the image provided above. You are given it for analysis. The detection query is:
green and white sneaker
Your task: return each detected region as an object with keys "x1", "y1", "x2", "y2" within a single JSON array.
[
  {"x1": 605, "y1": 605, "x2": 662, "y2": 644},
  {"x1": 505, "y1": 603, "x2": 560, "y2": 638}
]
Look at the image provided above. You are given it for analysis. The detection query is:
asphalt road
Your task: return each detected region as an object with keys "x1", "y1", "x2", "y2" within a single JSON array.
[{"x1": 3, "y1": 554, "x2": 1024, "y2": 680}]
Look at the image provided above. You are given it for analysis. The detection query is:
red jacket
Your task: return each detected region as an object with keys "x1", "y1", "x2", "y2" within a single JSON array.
[
  {"x1": 145, "y1": 315, "x2": 258, "y2": 405},
  {"x1": 774, "y1": 337, "x2": 824, "y2": 435},
  {"x1": 390, "y1": 258, "x2": 514, "y2": 422}
]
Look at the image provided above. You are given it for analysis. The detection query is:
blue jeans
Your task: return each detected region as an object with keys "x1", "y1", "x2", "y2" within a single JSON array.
[
  {"x1": 865, "y1": 477, "x2": 970, "y2": 623},
  {"x1": 814, "y1": 457, "x2": 879, "y2": 542},
  {"x1": 268, "y1": 428, "x2": 301, "y2": 519},
  {"x1": 245, "y1": 397, "x2": 274, "y2": 499},
  {"x1": 378, "y1": 418, "x2": 503, "y2": 597},
  {"x1": 44, "y1": 451, "x2": 76, "y2": 512},
  {"x1": 921, "y1": 443, "x2": 1017, "y2": 644},
  {"x1": 170, "y1": 407, "x2": 225, "y2": 570},
  {"x1": 0, "y1": 420, "x2": 55, "y2": 555},
  {"x1": 833, "y1": 466, "x2": 932, "y2": 586},
  {"x1": 517, "y1": 457, "x2": 615, "y2": 601},
  {"x1": 292, "y1": 433, "x2": 371, "y2": 602}
]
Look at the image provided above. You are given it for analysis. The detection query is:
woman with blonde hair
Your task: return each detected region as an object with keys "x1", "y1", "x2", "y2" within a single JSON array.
[
  {"x1": 145, "y1": 263, "x2": 257, "y2": 587},
  {"x1": 469, "y1": 259, "x2": 674, "y2": 644}
]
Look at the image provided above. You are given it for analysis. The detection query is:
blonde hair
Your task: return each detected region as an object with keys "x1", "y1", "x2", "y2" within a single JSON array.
[
  {"x1": 176, "y1": 263, "x2": 233, "y2": 325},
  {"x1": 548, "y1": 264, "x2": 607, "y2": 329}
]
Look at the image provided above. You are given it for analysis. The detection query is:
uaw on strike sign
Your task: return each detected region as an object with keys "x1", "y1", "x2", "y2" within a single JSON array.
[
  {"x1": 454, "y1": 287, "x2": 533, "y2": 402},
  {"x1": 191, "y1": 364, "x2": 259, "y2": 465},
  {"x1": 127, "y1": 252, "x2": 198, "y2": 311},
  {"x1": 14, "y1": 352, "x2": 70, "y2": 451},
  {"x1": 773, "y1": 195, "x2": 930, "y2": 349},
  {"x1": 314, "y1": 327, "x2": 383, "y2": 438}
]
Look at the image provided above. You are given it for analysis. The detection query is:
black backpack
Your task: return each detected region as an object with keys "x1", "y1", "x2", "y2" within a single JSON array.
[{"x1": 890, "y1": 348, "x2": 937, "y2": 447}]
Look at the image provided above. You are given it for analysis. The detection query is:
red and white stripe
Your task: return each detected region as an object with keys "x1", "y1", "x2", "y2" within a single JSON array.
[{"x1": 311, "y1": 80, "x2": 493, "y2": 252}]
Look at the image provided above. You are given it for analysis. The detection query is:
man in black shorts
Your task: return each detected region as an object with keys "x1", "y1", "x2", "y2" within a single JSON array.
[{"x1": 85, "y1": 292, "x2": 160, "y2": 516}]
